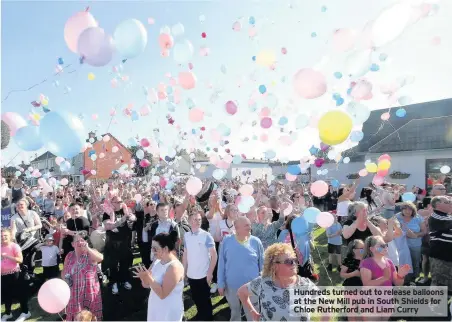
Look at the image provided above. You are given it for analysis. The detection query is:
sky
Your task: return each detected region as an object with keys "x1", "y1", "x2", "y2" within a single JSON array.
[{"x1": 1, "y1": 0, "x2": 451, "y2": 169}]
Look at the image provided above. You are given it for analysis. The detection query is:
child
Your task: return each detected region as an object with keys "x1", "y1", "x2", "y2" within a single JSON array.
[
  {"x1": 326, "y1": 214, "x2": 342, "y2": 271},
  {"x1": 340, "y1": 239, "x2": 364, "y2": 286},
  {"x1": 37, "y1": 234, "x2": 60, "y2": 280},
  {"x1": 74, "y1": 310, "x2": 97, "y2": 322}
]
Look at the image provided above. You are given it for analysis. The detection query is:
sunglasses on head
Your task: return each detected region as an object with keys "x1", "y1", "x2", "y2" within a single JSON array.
[
  {"x1": 275, "y1": 258, "x2": 298, "y2": 266},
  {"x1": 376, "y1": 243, "x2": 389, "y2": 249}
]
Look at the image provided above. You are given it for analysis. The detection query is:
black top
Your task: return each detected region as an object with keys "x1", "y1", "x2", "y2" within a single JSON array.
[
  {"x1": 102, "y1": 209, "x2": 133, "y2": 242},
  {"x1": 62, "y1": 216, "x2": 90, "y2": 251},
  {"x1": 12, "y1": 188, "x2": 25, "y2": 204},
  {"x1": 341, "y1": 257, "x2": 363, "y2": 286},
  {"x1": 429, "y1": 210, "x2": 452, "y2": 262},
  {"x1": 343, "y1": 220, "x2": 372, "y2": 244},
  {"x1": 135, "y1": 211, "x2": 158, "y2": 244},
  {"x1": 272, "y1": 209, "x2": 280, "y2": 222}
]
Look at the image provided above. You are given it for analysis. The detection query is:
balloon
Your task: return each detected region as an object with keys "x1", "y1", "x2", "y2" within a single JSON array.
[
  {"x1": 178, "y1": 71, "x2": 197, "y2": 90},
  {"x1": 377, "y1": 169, "x2": 389, "y2": 177},
  {"x1": 345, "y1": 49, "x2": 372, "y2": 78},
  {"x1": 291, "y1": 216, "x2": 308, "y2": 234},
  {"x1": 317, "y1": 212, "x2": 335, "y2": 228},
  {"x1": 112, "y1": 146, "x2": 119, "y2": 153},
  {"x1": 350, "y1": 131, "x2": 364, "y2": 142},
  {"x1": 378, "y1": 159, "x2": 391, "y2": 170},
  {"x1": 159, "y1": 33, "x2": 174, "y2": 50},
  {"x1": 77, "y1": 27, "x2": 114, "y2": 67},
  {"x1": 114, "y1": 19, "x2": 148, "y2": 59},
  {"x1": 64, "y1": 11, "x2": 98, "y2": 53},
  {"x1": 311, "y1": 180, "x2": 328, "y2": 197},
  {"x1": 295, "y1": 114, "x2": 309, "y2": 129},
  {"x1": 440, "y1": 165, "x2": 451, "y2": 174},
  {"x1": 359, "y1": 169, "x2": 368, "y2": 177},
  {"x1": 381, "y1": 112, "x2": 390, "y2": 121},
  {"x1": 60, "y1": 161, "x2": 71, "y2": 172},
  {"x1": 14, "y1": 125, "x2": 44, "y2": 151},
  {"x1": 212, "y1": 169, "x2": 226, "y2": 180},
  {"x1": 135, "y1": 194, "x2": 142, "y2": 202},
  {"x1": 318, "y1": 111, "x2": 353, "y2": 145},
  {"x1": 60, "y1": 178, "x2": 69, "y2": 186},
  {"x1": 331, "y1": 179, "x2": 340, "y2": 188},
  {"x1": 136, "y1": 149, "x2": 145, "y2": 159},
  {"x1": 332, "y1": 28, "x2": 358, "y2": 52},
  {"x1": 241, "y1": 195, "x2": 255, "y2": 207},
  {"x1": 238, "y1": 202, "x2": 251, "y2": 214},
  {"x1": 346, "y1": 102, "x2": 371, "y2": 125},
  {"x1": 173, "y1": 40, "x2": 194, "y2": 63},
  {"x1": 171, "y1": 23, "x2": 185, "y2": 37},
  {"x1": 186, "y1": 177, "x2": 202, "y2": 196},
  {"x1": 256, "y1": 50, "x2": 276, "y2": 67},
  {"x1": 285, "y1": 173, "x2": 297, "y2": 181},
  {"x1": 372, "y1": 3, "x2": 412, "y2": 47},
  {"x1": 396, "y1": 108, "x2": 407, "y2": 118},
  {"x1": 140, "y1": 159, "x2": 151, "y2": 167},
  {"x1": 282, "y1": 203, "x2": 293, "y2": 216},
  {"x1": 372, "y1": 175, "x2": 385, "y2": 186},
  {"x1": 189, "y1": 108, "x2": 204, "y2": 123},
  {"x1": 40, "y1": 111, "x2": 85, "y2": 159},
  {"x1": 38, "y1": 278, "x2": 71, "y2": 313},
  {"x1": 378, "y1": 154, "x2": 391, "y2": 162},
  {"x1": 293, "y1": 68, "x2": 327, "y2": 99},
  {"x1": 402, "y1": 192, "x2": 416, "y2": 202},
  {"x1": 365, "y1": 162, "x2": 378, "y2": 173},
  {"x1": 350, "y1": 80, "x2": 373, "y2": 101},
  {"x1": 225, "y1": 101, "x2": 238, "y2": 115},
  {"x1": 260, "y1": 117, "x2": 272, "y2": 129},
  {"x1": 239, "y1": 184, "x2": 253, "y2": 196},
  {"x1": 140, "y1": 138, "x2": 150, "y2": 148},
  {"x1": 287, "y1": 165, "x2": 301, "y2": 175},
  {"x1": 1, "y1": 112, "x2": 27, "y2": 136},
  {"x1": 304, "y1": 207, "x2": 321, "y2": 224}
]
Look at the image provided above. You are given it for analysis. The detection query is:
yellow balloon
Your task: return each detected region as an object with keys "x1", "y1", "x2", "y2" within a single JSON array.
[
  {"x1": 256, "y1": 50, "x2": 276, "y2": 67},
  {"x1": 88, "y1": 72, "x2": 96, "y2": 81},
  {"x1": 41, "y1": 98, "x2": 49, "y2": 106},
  {"x1": 378, "y1": 159, "x2": 391, "y2": 170},
  {"x1": 366, "y1": 162, "x2": 378, "y2": 173},
  {"x1": 318, "y1": 110, "x2": 353, "y2": 145}
]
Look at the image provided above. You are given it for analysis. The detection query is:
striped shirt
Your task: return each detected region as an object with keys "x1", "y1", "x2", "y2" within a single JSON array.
[{"x1": 429, "y1": 210, "x2": 452, "y2": 262}]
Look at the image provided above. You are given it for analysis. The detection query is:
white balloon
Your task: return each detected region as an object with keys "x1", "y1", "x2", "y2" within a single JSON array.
[
  {"x1": 346, "y1": 102, "x2": 371, "y2": 125},
  {"x1": 136, "y1": 149, "x2": 145, "y2": 160},
  {"x1": 372, "y1": 3, "x2": 412, "y2": 47},
  {"x1": 171, "y1": 23, "x2": 185, "y2": 37},
  {"x1": 440, "y1": 165, "x2": 451, "y2": 174},
  {"x1": 345, "y1": 49, "x2": 372, "y2": 78},
  {"x1": 173, "y1": 40, "x2": 194, "y2": 63}
]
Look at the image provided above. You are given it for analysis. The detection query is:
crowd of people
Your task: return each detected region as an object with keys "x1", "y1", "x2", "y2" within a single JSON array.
[{"x1": 0, "y1": 176, "x2": 451, "y2": 321}]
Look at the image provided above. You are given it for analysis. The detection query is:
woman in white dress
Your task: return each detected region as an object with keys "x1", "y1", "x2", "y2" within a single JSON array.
[{"x1": 134, "y1": 230, "x2": 184, "y2": 321}]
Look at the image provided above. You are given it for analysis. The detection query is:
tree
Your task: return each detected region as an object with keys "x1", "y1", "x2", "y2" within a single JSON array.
[
  {"x1": 127, "y1": 146, "x2": 153, "y2": 177},
  {"x1": 178, "y1": 148, "x2": 208, "y2": 159}
]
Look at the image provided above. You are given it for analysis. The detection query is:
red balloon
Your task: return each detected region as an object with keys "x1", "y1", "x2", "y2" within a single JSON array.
[
  {"x1": 139, "y1": 159, "x2": 151, "y2": 167},
  {"x1": 377, "y1": 169, "x2": 389, "y2": 177},
  {"x1": 140, "y1": 138, "x2": 150, "y2": 147},
  {"x1": 201, "y1": 32, "x2": 207, "y2": 38}
]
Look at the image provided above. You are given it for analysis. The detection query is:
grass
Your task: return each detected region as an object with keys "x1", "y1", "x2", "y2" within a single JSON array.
[{"x1": 0, "y1": 228, "x2": 353, "y2": 321}]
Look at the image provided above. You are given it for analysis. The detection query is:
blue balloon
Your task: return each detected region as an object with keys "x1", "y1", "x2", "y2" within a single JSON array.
[
  {"x1": 370, "y1": 63, "x2": 380, "y2": 72},
  {"x1": 332, "y1": 93, "x2": 341, "y2": 100},
  {"x1": 379, "y1": 53, "x2": 388, "y2": 62},
  {"x1": 331, "y1": 179, "x2": 340, "y2": 188},
  {"x1": 311, "y1": 32, "x2": 317, "y2": 38},
  {"x1": 249, "y1": 16, "x2": 256, "y2": 25},
  {"x1": 264, "y1": 150, "x2": 276, "y2": 159},
  {"x1": 396, "y1": 108, "x2": 406, "y2": 118},
  {"x1": 291, "y1": 216, "x2": 309, "y2": 235},
  {"x1": 258, "y1": 84, "x2": 267, "y2": 94},
  {"x1": 232, "y1": 155, "x2": 243, "y2": 164},
  {"x1": 252, "y1": 56, "x2": 256, "y2": 61},
  {"x1": 278, "y1": 116, "x2": 288, "y2": 126},
  {"x1": 14, "y1": 125, "x2": 44, "y2": 151},
  {"x1": 333, "y1": 72, "x2": 342, "y2": 79},
  {"x1": 128, "y1": 137, "x2": 138, "y2": 146},
  {"x1": 335, "y1": 97, "x2": 344, "y2": 106},
  {"x1": 131, "y1": 110, "x2": 140, "y2": 121},
  {"x1": 287, "y1": 164, "x2": 301, "y2": 175},
  {"x1": 402, "y1": 192, "x2": 416, "y2": 202},
  {"x1": 40, "y1": 112, "x2": 84, "y2": 158},
  {"x1": 303, "y1": 207, "x2": 321, "y2": 224},
  {"x1": 350, "y1": 131, "x2": 364, "y2": 142},
  {"x1": 114, "y1": 19, "x2": 148, "y2": 59},
  {"x1": 58, "y1": 57, "x2": 64, "y2": 65}
]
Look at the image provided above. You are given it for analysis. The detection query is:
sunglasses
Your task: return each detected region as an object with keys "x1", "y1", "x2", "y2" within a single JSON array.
[
  {"x1": 376, "y1": 244, "x2": 388, "y2": 249},
  {"x1": 275, "y1": 258, "x2": 298, "y2": 266}
]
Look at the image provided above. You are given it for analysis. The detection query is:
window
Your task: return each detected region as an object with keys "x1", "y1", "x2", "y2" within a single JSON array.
[{"x1": 426, "y1": 158, "x2": 452, "y2": 194}]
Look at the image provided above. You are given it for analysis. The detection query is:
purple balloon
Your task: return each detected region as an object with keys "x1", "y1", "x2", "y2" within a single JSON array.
[
  {"x1": 77, "y1": 27, "x2": 114, "y2": 67},
  {"x1": 320, "y1": 142, "x2": 330, "y2": 151}
]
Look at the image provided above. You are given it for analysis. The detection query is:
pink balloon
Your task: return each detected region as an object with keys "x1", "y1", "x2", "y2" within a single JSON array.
[
  {"x1": 55, "y1": 157, "x2": 65, "y2": 166},
  {"x1": 239, "y1": 184, "x2": 253, "y2": 196},
  {"x1": 293, "y1": 68, "x2": 327, "y2": 99},
  {"x1": 314, "y1": 158, "x2": 325, "y2": 168},
  {"x1": 178, "y1": 71, "x2": 197, "y2": 90},
  {"x1": 188, "y1": 63, "x2": 194, "y2": 70},
  {"x1": 378, "y1": 154, "x2": 391, "y2": 162},
  {"x1": 310, "y1": 180, "x2": 328, "y2": 197},
  {"x1": 134, "y1": 194, "x2": 142, "y2": 202},
  {"x1": 316, "y1": 212, "x2": 335, "y2": 228},
  {"x1": 260, "y1": 133, "x2": 268, "y2": 142},
  {"x1": 232, "y1": 21, "x2": 242, "y2": 32},
  {"x1": 189, "y1": 108, "x2": 204, "y2": 123},
  {"x1": 158, "y1": 91, "x2": 168, "y2": 100},
  {"x1": 112, "y1": 146, "x2": 119, "y2": 153},
  {"x1": 140, "y1": 104, "x2": 151, "y2": 116},
  {"x1": 64, "y1": 11, "x2": 98, "y2": 53},
  {"x1": 140, "y1": 138, "x2": 150, "y2": 147},
  {"x1": 377, "y1": 169, "x2": 389, "y2": 177},
  {"x1": 260, "y1": 107, "x2": 271, "y2": 118},
  {"x1": 350, "y1": 80, "x2": 373, "y2": 101},
  {"x1": 140, "y1": 159, "x2": 151, "y2": 167},
  {"x1": 92, "y1": 114, "x2": 98, "y2": 120},
  {"x1": 60, "y1": 178, "x2": 69, "y2": 186},
  {"x1": 99, "y1": 153, "x2": 105, "y2": 158},
  {"x1": 38, "y1": 278, "x2": 70, "y2": 314},
  {"x1": 381, "y1": 112, "x2": 390, "y2": 121},
  {"x1": 91, "y1": 170, "x2": 97, "y2": 175},
  {"x1": 225, "y1": 101, "x2": 238, "y2": 115},
  {"x1": 102, "y1": 135, "x2": 110, "y2": 142},
  {"x1": 372, "y1": 175, "x2": 385, "y2": 186},
  {"x1": 285, "y1": 173, "x2": 297, "y2": 181},
  {"x1": 158, "y1": 33, "x2": 174, "y2": 49},
  {"x1": 186, "y1": 177, "x2": 203, "y2": 196},
  {"x1": 77, "y1": 27, "x2": 114, "y2": 67},
  {"x1": 1, "y1": 112, "x2": 27, "y2": 136},
  {"x1": 359, "y1": 169, "x2": 368, "y2": 177},
  {"x1": 260, "y1": 117, "x2": 273, "y2": 129},
  {"x1": 332, "y1": 28, "x2": 358, "y2": 52},
  {"x1": 147, "y1": 89, "x2": 158, "y2": 103}
]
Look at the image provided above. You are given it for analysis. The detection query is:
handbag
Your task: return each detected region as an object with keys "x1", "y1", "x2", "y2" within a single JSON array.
[{"x1": 288, "y1": 230, "x2": 317, "y2": 282}]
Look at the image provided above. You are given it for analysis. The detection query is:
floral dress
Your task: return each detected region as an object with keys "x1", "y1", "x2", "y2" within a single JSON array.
[{"x1": 62, "y1": 252, "x2": 103, "y2": 321}]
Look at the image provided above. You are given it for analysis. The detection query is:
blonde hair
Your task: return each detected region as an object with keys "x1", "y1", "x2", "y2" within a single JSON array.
[
  {"x1": 74, "y1": 310, "x2": 97, "y2": 322},
  {"x1": 262, "y1": 243, "x2": 296, "y2": 279},
  {"x1": 16, "y1": 198, "x2": 29, "y2": 207},
  {"x1": 363, "y1": 235, "x2": 383, "y2": 259}
]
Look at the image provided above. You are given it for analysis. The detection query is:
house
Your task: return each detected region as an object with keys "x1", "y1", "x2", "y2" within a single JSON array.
[
  {"x1": 84, "y1": 132, "x2": 133, "y2": 180},
  {"x1": 318, "y1": 98, "x2": 452, "y2": 194}
]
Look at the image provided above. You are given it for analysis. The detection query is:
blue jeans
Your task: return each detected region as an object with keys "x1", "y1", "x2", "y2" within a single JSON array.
[{"x1": 408, "y1": 246, "x2": 422, "y2": 282}]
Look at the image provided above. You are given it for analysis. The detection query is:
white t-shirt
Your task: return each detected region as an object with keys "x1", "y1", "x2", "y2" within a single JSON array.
[
  {"x1": 208, "y1": 212, "x2": 222, "y2": 242},
  {"x1": 219, "y1": 219, "x2": 235, "y2": 239},
  {"x1": 184, "y1": 229, "x2": 215, "y2": 279},
  {"x1": 336, "y1": 201, "x2": 351, "y2": 217},
  {"x1": 40, "y1": 245, "x2": 59, "y2": 267},
  {"x1": 11, "y1": 210, "x2": 39, "y2": 237}
]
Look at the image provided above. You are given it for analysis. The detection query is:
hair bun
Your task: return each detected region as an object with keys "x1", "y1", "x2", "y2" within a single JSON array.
[{"x1": 169, "y1": 229, "x2": 179, "y2": 242}]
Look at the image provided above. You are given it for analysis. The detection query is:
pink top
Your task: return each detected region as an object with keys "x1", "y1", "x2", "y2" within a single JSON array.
[
  {"x1": 360, "y1": 257, "x2": 396, "y2": 287},
  {"x1": 1, "y1": 242, "x2": 21, "y2": 274}
]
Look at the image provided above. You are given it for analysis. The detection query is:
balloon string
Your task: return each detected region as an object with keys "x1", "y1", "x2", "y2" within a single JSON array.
[
  {"x1": 312, "y1": 240, "x2": 335, "y2": 287},
  {"x1": 1, "y1": 63, "x2": 75, "y2": 103}
]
